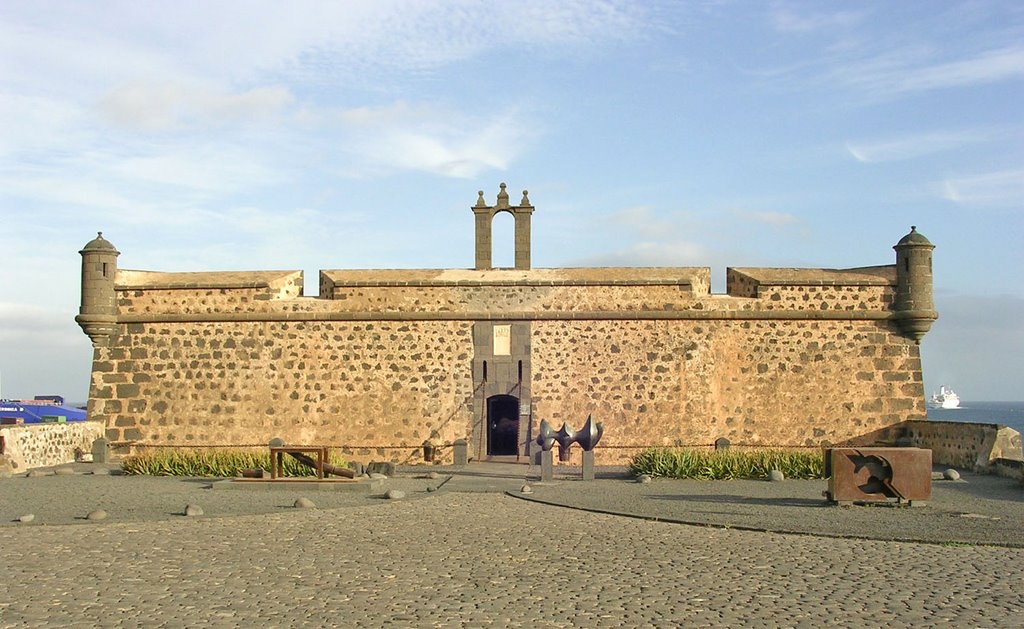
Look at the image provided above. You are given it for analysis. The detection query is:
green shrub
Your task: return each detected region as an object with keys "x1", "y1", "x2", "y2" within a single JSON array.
[
  {"x1": 122, "y1": 448, "x2": 347, "y2": 477},
  {"x1": 628, "y1": 448, "x2": 824, "y2": 480}
]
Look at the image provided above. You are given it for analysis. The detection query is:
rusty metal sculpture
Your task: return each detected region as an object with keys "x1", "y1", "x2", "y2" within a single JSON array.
[
  {"x1": 824, "y1": 447, "x2": 931, "y2": 506},
  {"x1": 536, "y1": 415, "x2": 604, "y2": 481}
]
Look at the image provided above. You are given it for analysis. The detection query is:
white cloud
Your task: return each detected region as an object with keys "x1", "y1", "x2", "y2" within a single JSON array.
[
  {"x1": 577, "y1": 240, "x2": 710, "y2": 267},
  {"x1": 110, "y1": 146, "x2": 287, "y2": 193},
  {"x1": 0, "y1": 143, "x2": 286, "y2": 223},
  {"x1": 1, "y1": 2, "x2": 651, "y2": 90},
  {"x1": 940, "y1": 169, "x2": 1024, "y2": 208},
  {"x1": 846, "y1": 130, "x2": 991, "y2": 163},
  {"x1": 329, "y1": 102, "x2": 534, "y2": 179},
  {"x1": 0, "y1": 93, "x2": 89, "y2": 157},
  {"x1": 604, "y1": 205, "x2": 680, "y2": 239},
  {"x1": 901, "y1": 46, "x2": 1024, "y2": 93},
  {"x1": 734, "y1": 209, "x2": 799, "y2": 226},
  {"x1": 0, "y1": 302, "x2": 92, "y2": 401},
  {"x1": 832, "y1": 45, "x2": 1024, "y2": 98},
  {"x1": 98, "y1": 82, "x2": 294, "y2": 132},
  {"x1": 770, "y1": 5, "x2": 865, "y2": 33},
  {"x1": 0, "y1": 303, "x2": 81, "y2": 343}
]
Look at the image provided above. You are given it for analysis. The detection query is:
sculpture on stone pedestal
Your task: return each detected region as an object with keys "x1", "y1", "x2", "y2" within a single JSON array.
[{"x1": 536, "y1": 415, "x2": 604, "y2": 481}]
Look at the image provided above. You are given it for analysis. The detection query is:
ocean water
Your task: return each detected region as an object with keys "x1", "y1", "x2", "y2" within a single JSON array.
[{"x1": 927, "y1": 401, "x2": 1024, "y2": 435}]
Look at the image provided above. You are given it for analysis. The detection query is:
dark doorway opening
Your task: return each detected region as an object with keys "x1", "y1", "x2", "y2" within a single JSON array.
[{"x1": 487, "y1": 394, "x2": 519, "y2": 456}]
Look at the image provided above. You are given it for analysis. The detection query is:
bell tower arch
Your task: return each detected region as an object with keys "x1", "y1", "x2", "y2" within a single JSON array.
[{"x1": 472, "y1": 183, "x2": 534, "y2": 270}]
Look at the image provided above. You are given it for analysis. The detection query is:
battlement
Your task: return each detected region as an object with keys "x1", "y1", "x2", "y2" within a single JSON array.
[
  {"x1": 727, "y1": 265, "x2": 896, "y2": 310},
  {"x1": 107, "y1": 262, "x2": 899, "y2": 321},
  {"x1": 115, "y1": 270, "x2": 304, "y2": 316}
]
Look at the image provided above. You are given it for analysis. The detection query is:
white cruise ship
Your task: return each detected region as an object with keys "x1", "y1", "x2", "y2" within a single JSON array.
[{"x1": 930, "y1": 386, "x2": 961, "y2": 409}]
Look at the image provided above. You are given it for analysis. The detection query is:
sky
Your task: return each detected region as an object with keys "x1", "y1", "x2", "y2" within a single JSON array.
[{"x1": 1, "y1": 0, "x2": 1021, "y2": 403}]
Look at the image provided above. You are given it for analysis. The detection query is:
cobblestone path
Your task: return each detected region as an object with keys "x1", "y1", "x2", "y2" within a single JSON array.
[{"x1": 2, "y1": 493, "x2": 1022, "y2": 627}]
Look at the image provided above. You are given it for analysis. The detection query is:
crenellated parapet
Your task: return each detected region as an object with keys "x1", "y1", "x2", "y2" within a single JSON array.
[{"x1": 114, "y1": 270, "x2": 304, "y2": 315}]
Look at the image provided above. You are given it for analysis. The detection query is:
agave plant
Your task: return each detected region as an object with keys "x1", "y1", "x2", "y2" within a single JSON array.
[
  {"x1": 629, "y1": 447, "x2": 823, "y2": 480},
  {"x1": 122, "y1": 448, "x2": 347, "y2": 477}
]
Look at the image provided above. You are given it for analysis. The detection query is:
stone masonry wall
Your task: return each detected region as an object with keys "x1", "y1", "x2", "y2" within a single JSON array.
[
  {"x1": 0, "y1": 421, "x2": 105, "y2": 472},
  {"x1": 90, "y1": 320, "x2": 475, "y2": 464},
  {"x1": 750, "y1": 285, "x2": 895, "y2": 311},
  {"x1": 90, "y1": 263, "x2": 923, "y2": 465},
  {"x1": 327, "y1": 284, "x2": 696, "y2": 313},
  {"x1": 869, "y1": 420, "x2": 1024, "y2": 470},
  {"x1": 531, "y1": 319, "x2": 925, "y2": 464},
  {"x1": 116, "y1": 270, "x2": 303, "y2": 315}
]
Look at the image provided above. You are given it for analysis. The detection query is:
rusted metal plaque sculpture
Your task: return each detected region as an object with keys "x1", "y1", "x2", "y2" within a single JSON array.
[{"x1": 825, "y1": 447, "x2": 932, "y2": 506}]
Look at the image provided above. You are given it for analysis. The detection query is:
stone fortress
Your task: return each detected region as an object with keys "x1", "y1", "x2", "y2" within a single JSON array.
[{"x1": 77, "y1": 184, "x2": 938, "y2": 464}]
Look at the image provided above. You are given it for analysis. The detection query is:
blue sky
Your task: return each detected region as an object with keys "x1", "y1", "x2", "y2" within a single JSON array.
[{"x1": 1, "y1": 1, "x2": 1021, "y2": 402}]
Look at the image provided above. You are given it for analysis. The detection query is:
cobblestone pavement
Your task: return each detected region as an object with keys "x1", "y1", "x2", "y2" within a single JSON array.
[{"x1": 2, "y1": 492, "x2": 1022, "y2": 627}]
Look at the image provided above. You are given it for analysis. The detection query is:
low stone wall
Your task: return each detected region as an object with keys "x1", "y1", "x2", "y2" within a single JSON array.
[
  {"x1": 992, "y1": 458, "x2": 1024, "y2": 483},
  {"x1": 0, "y1": 421, "x2": 105, "y2": 473},
  {"x1": 872, "y1": 420, "x2": 1024, "y2": 472}
]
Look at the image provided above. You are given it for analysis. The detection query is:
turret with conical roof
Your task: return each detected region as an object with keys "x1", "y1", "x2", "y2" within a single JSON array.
[
  {"x1": 76, "y1": 232, "x2": 119, "y2": 345},
  {"x1": 892, "y1": 226, "x2": 937, "y2": 343}
]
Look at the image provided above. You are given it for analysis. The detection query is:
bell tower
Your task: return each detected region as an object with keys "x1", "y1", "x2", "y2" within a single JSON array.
[{"x1": 472, "y1": 183, "x2": 534, "y2": 270}]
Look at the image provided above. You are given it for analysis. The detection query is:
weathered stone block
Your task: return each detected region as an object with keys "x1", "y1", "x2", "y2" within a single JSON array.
[
  {"x1": 116, "y1": 384, "x2": 140, "y2": 398},
  {"x1": 366, "y1": 461, "x2": 396, "y2": 476}
]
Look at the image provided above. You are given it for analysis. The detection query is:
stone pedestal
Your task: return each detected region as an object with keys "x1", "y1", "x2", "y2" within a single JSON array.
[
  {"x1": 453, "y1": 439, "x2": 468, "y2": 467},
  {"x1": 582, "y1": 450, "x2": 595, "y2": 481},
  {"x1": 541, "y1": 449, "x2": 554, "y2": 482},
  {"x1": 91, "y1": 438, "x2": 109, "y2": 464}
]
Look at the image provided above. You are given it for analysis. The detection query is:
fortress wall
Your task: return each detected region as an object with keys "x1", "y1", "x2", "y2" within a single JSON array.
[
  {"x1": 116, "y1": 271, "x2": 304, "y2": 315},
  {"x1": 531, "y1": 318, "x2": 925, "y2": 464},
  {"x1": 89, "y1": 317, "x2": 921, "y2": 466},
  {"x1": 750, "y1": 285, "x2": 895, "y2": 310},
  {"x1": 868, "y1": 420, "x2": 1023, "y2": 470},
  {"x1": 0, "y1": 421, "x2": 106, "y2": 471},
  {"x1": 326, "y1": 284, "x2": 698, "y2": 313},
  {"x1": 87, "y1": 262, "x2": 920, "y2": 465},
  {"x1": 726, "y1": 271, "x2": 760, "y2": 298},
  {"x1": 90, "y1": 319, "x2": 476, "y2": 462},
  {"x1": 726, "y1": 268, "x2": 896, "y2": 310},
  {"x1": 118, "y1": 286, "x2": 284, "y2": 315}
]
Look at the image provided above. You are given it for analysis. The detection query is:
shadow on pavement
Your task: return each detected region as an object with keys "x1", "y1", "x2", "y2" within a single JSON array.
[{"x1": 644, "y1": 494, "x2": 829, "y2": 508}]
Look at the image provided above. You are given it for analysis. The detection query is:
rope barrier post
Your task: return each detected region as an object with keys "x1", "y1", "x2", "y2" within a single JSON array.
[
  {"x1": 91, "y1": 438, "x2": 109, "y2": 463},
  {"x1": 453, "y1": 439, "x2": 468, "y2": 467},
  {"x1": 540, "y1": 449, "x2": 554, "y2": 482},
  {"x1": 581, "y1": 449, "x2": 595, "y2": 481}
]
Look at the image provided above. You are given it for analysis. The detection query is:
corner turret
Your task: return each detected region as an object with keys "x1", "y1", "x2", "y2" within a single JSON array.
[
  {"x1": 892, "y1": 226, "x2": 937, "y2": 343},
  {"x1": 75, "y1": 232, "x2": 119, "y2": 345}
]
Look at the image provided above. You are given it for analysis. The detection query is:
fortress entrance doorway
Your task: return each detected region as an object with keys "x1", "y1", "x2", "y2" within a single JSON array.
[
  {"x1": 487, "y1": 395, "x2": 519, "y2": 456},
  {"x1": 472, "y1": 321, "x2": 531, "y2": 460}
]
